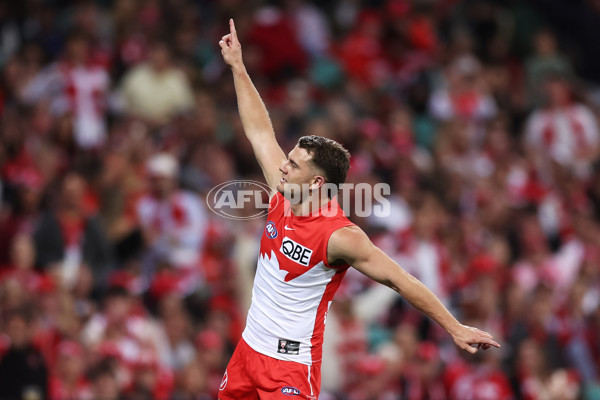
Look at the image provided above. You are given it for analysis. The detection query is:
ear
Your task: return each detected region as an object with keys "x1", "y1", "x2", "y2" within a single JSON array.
[{"x1": 309, "y1": 175, "x2": 326, "y2": 191}]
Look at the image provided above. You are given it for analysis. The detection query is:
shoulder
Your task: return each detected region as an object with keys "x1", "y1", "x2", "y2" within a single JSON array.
[
  {"x1": 527, "y1": 108, "x2": 546, "y2": 122},
  {"x1": 329, "y1": 225, "x2": 369, "y2": 245},
  {"x1": 124, "y1": 65, "x2": 150, "y2": 84},
  {"x1": 327, "y1": 225, "x2": 373, "y2": 265},
  {"x1": 572, "y1": 103, "x2": 596, "y2": 119},
  {"x1": 525, "y1": 109, "x2": 547, "y2": 132}
]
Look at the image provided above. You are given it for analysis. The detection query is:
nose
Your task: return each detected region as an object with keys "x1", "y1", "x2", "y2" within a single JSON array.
[{"x1": 279, "y1": 161, "x2": 289, "y2": 174}]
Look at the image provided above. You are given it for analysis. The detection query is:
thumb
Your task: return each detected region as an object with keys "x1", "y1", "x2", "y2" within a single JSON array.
[{"x1": 465, "y1": 344, "x2": 477, "y2": 354}]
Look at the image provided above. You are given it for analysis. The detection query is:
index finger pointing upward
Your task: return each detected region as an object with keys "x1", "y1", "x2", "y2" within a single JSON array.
[{"x1": 229, "y1": 19, "x2": 237, "y2": 39}]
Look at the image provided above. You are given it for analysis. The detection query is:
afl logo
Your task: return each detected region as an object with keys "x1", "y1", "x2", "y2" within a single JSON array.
[
  {"x1": 281, "y1": 386, "x2": 301, "y2": 396},
  {"x1": 265, "y1": 221, "x2": 278, "y2": 239}
]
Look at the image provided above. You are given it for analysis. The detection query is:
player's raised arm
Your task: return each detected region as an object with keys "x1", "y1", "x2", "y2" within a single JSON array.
[
  {"x1": 327, "y1": 226, "x2": 501, "y2": 354},
  {"x1": 219, "y1": 19, "x2": 287, "y2": 190}
]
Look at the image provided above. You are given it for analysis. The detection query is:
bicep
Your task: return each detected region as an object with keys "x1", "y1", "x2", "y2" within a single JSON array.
[
  {"x1": 328, "y1": 226, "x2": 404, "y2": 287},
  {"x1": 352, "y1": 247, "x2": 408, "y2": 290}
]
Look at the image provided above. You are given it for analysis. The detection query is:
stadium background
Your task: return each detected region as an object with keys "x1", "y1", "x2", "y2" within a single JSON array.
[{"x1": 1, "y1": 0, "x2": 600, "y2": 399}]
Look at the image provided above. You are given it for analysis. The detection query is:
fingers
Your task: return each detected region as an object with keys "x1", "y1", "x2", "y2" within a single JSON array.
[
  {"x1": 219, "y1": 40, "x2": 226, "y2": 50},
  {"x1": 221, "y1": 34, "x2": 232, "y2": 47},
  {"x1": 456, "y1": 333, "x2": 501, "y2": 354},
  {"x1": 479, "y1": 335, "x2": 500, "y2": 348},
  {"x1": 230, "y1": 18, "x2": 237, "y2": 40},
  {"x1": 465, "y1": 326, "x2": 500, "y2": 348},
  {"x1": 472, "y1": 337, "x2": 500, "y2": 348}
]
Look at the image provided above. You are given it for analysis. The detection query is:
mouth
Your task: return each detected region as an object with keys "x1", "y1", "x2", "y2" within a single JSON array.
[{"x1": 280, "y1": 177, "x2": 286, "y2": 183}]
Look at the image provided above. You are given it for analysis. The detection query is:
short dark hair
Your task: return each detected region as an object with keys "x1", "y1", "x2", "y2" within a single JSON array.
[{"x1": 297, "y1": 135, "x2": 350, "y2": 187}]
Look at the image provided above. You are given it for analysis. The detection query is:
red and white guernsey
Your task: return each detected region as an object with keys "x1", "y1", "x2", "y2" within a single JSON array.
[{"x1": 242, "y1": 192, "x2": 354, "y2": 366}]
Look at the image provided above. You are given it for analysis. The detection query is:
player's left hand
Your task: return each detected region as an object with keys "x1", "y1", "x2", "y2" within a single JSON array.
[{"x1": 449, "y1": 323, "x2": 500, "y2": 354}]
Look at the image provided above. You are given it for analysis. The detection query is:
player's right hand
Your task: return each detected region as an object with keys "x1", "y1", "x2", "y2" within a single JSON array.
[{"x1": 219, "y1": 19, "x2": 243, "y2": 71}]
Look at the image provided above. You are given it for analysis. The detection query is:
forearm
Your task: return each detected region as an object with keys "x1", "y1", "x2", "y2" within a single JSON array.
[
  {"x1": 333, "y1": 227, "x2": 499, "y2": 353},
  {"x1": 231, "y1": 66, "x2": 275, "y2": 143},
  {"x1": 390, "y1": 268, "x2": 461, "y2": 335}
]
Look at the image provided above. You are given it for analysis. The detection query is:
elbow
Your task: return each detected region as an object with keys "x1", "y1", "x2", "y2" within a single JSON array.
[{"x1": 382, "y1": 278, "x2": 400, "y2": 293}]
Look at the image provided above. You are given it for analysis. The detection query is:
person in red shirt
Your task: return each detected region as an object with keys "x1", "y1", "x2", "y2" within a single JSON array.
[{"x1": 48, "y1": 341, "x2": 92, "y2": 400}]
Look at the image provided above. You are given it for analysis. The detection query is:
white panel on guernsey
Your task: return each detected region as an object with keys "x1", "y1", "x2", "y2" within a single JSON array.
[{"x1": 242, "y1": 250, "x2": 335, "y2": 365}]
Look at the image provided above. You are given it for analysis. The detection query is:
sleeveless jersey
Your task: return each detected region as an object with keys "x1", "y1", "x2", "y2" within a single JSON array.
[{"x1": 242, "y1": 192, "x2": 355, "y2": 366}]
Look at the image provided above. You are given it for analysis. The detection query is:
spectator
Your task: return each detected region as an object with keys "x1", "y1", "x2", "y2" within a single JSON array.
[
  {"x1": 49, "y1": 341, "x2": 92, "y2": 400},
  {"x1": 429, "y1": 55, "x2": 497, "y2": 125},
  {"x1": 195, "y1": 329, "x2": 227, "y2": 397},
  {"x1": 22, "y1": 32, "x2": 110, "y2": 149},
  {"x1": 80, "y1": 285, "x2": 162, "y2": 362},
  {"x1": 525, "y1": 29, "x2": 574, "y2": 106},
  {"x1": 171, "y1": 360, "x2": 211, "y2": 400},
  {"x1": 399, "y1": 341, "x2": 445, "y2": 400},
  {"x1": 524, "y1": 74, "x2": 599, "y2": 180},
  {"x1": 285, "y1": 0, "x2": 331, "y2": 58},
  {"x1": 33, "y1": 172, "x2": 112, "y2": 290},
  {"x1": 338, "y1": 10, "x2": 386, "y2": 86},
  {"x1": 123, "y1": 351, "x2": 168, "y2": 400},
  {"x1": 246, "y1": 6, "x2": 308, "y2": 81},
  {"x1": 0, "y1": 168, "x2": 44, "y2": 264},
  {"x1": 88, "y1": 358, "x2": 123, "y2": 400},
  {"x1": 156, "y1": 296, "x2": 195, "y2": 370},
  {"x1": 444, "y1": 335, "x2": 514, "y2": 400},
  {"x1": 0, "y1": 308, "x2": 48, "y2": 400},
  {"x1": 516, "y1": 339, "x2": 580, "y2": 400},
  {"x1": 0, "y1": 234, "x2": 44, "y2": 296},
  {"x1": 136, "y1": 153, "x2": 207, "y2": 275},
  {"x1": 120, "y1": 41, "x2": 194, "y2": 126}
]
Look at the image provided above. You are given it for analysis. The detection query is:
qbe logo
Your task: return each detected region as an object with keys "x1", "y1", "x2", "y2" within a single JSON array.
[
  {"x1": 265, "y1": 221, "x2": 278, "y2": 239},
  {"x1": 280, "y1": 237, "x2": 313, "y2": 267},
  {"x1": 281, "y1": 386, "x2": 301, "y2": 396},
  {"x1": 207, "y1": 180, "x2": 276, "y2": 220}
]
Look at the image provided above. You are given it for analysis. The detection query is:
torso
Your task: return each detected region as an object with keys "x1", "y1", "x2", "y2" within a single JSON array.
[{"x1": 242, "y1": 192, "x2": 354, "y2": 365}]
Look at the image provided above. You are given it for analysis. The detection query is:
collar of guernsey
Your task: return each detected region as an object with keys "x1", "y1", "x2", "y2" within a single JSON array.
[{"x1": 242, "y1": 192, "x2": 355, "y2": 365}]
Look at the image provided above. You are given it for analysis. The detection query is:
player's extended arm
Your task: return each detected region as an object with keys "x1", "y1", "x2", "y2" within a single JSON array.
[
  {"x1": 328, "y1": 226, "x2": 500, "y2": 354},
  {"x1": 219, "y1": 19, "x2": 286, "y2": 189}
]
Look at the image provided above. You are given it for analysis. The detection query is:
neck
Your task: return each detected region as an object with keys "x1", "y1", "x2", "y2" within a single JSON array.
[{"x1": 289, "y1": 192, "x2": 330, "y2": 216}]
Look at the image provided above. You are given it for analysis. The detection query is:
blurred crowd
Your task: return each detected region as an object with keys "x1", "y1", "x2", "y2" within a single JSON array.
[{"x1": 1, "y1": 0, "x2": 600, "y2": 399}]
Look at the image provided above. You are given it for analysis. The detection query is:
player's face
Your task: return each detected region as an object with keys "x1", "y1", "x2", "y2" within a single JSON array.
[{"x1": 277, "y1": 147, "x2": 323, "y2": 199}]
